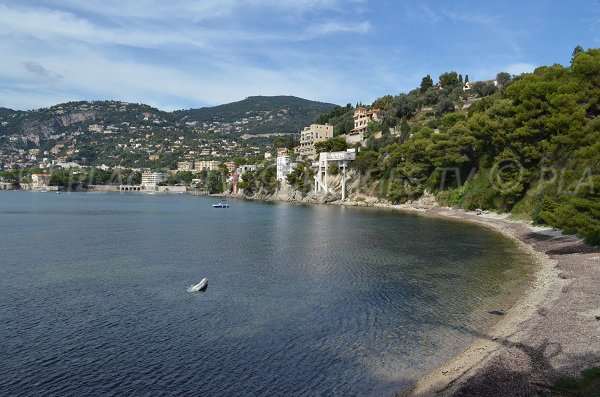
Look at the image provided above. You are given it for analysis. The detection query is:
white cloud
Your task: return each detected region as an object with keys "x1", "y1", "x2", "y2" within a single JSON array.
[
  {"x1": 0, "y1": 4, "x2": 211, "y2": 49},
  {"x1": 302, "y1": 20, "x2": 370, "y2": 39}
]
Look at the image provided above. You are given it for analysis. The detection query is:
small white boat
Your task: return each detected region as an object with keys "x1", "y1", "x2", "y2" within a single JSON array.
[
  {"x1": 190, "y1": 278, "x2": 208, "y2": 292},
  {"x1": 212, "y1": 202, "x2": 229, "y2": 208}
]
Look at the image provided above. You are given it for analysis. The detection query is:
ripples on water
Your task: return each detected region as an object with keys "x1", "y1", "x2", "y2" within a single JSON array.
[{"x1": 0, "y1": 192, "x2": 533, "y2": 396}]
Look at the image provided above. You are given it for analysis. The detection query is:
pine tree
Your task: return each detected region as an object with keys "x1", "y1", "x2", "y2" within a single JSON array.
[
  {"x1": 571, "y1": 45, "x2": 584, "y2": 65},
  {"x1": 420, "y1": 75, "x2": 434, "y2": 93},
  {"x1": 399, "y1": 118, "x2": 410, "y2": 144}
]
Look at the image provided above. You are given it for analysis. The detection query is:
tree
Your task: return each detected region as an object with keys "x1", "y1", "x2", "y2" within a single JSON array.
[
  {"x1": 496, "y1": 72, "x2": 512, "y2": 87},
  {"x1": 464, "y1": 74, "x2": 469, "y2": 84},
  {"x1": 420, "y1": 75, "x2": 434, "y2": 93},
  {"x1": 439, "y1": 72, "x2": 460, "y2": 88},
  {"x1": 314, "y1": 136, "x2": 348, "y2": 153},
  {"x1": 371, "y1": 95, "x2": 394, "y2": 110},
  {"x1": 435, "y1": 97, "x2": 455, "y2": 116},
  {"x1": 474, "y1": 82, "x2": 498, "y2": 97},
  {"x1": 399, "y1": 118, "x2": 410, "y2": 144},
  {"x1": 207, "y1": 170, "x2": 224, "y2": 194},
  {"x1": 571, "y1": 45, "x2": 584, "y2": 65}
]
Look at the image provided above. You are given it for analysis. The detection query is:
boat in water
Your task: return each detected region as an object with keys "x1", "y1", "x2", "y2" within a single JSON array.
[
  {"x1": 189, "y1": 278, "x2": 208, "y2": 292},
  {"x1": 212, "y1": 202, "x2": 229, "y2": 208}
]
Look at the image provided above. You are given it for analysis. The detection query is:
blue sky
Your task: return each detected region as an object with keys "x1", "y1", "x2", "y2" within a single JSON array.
[{"x1": 0, "y1": 0, "x2": 598, "y2": 111}]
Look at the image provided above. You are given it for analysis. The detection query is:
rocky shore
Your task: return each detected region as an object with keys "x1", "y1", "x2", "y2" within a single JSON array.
[{"x1": 228, "y1": 188, "x2": 600, "y2": 396}]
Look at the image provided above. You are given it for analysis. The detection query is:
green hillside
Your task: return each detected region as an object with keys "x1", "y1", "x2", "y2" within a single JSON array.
[
  {"x1": 350, "y1": 48, "x2": 599, "y2": 244},
  {"x1": 243, "y1": 47, "x2": 599, "y2": 245},
  {"x1": 174, "y1": 95, "x2": 337, "y2": 135}
]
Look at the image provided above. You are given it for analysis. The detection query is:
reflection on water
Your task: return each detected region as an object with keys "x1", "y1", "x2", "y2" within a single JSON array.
[{"x1": 0, "y1": 192, "x2": 533, "y2": 396}]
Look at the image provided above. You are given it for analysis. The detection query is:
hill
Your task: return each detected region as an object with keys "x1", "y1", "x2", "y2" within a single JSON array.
[
  {"x1": 174, "y1": 96, "x2": 337, "y2": 136},
  {"x1": 0, "y1": 96, "x2": 336, "y2": 169}
]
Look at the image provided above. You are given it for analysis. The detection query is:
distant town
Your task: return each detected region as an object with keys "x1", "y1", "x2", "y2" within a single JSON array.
[{"x1": 0, "y1": 104, "x2": 379, "y2": 197}]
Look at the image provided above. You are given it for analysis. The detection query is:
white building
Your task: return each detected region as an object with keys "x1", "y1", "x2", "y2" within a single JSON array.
[
  {"x1": 314, "y1": 149, "x2": 356, "y2": 200},
  {"x1": 276, "y1": 154, "x2": 295, "y2": 181},
  {"x1": 141, "y1": 172, "x2": 167, "y2": 187}
]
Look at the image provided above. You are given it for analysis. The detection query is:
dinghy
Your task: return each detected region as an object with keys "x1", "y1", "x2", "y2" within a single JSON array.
[{"x1": 190, "y1": 278, "x2": 208, "y2": 292}]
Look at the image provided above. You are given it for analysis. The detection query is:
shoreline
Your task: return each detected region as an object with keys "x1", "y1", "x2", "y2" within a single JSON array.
[{"x1": 234, "y1": 193, "x2": 600, "y2": 396}]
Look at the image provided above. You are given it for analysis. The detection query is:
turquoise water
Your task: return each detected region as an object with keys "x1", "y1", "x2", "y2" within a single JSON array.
[{"x1": 0, "y1": 192, "x2": 533, "y2": 396}]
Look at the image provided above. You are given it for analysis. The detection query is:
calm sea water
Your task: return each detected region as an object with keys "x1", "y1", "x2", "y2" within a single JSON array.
[{"x1": 0, "y1": 192, "x2": 533, "y2": 396}]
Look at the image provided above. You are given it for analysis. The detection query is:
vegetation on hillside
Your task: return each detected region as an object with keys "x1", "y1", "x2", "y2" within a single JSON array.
[
  {"x1": 174, "y1": 95, "x2": 336, "y2": 136},
  {"x1": 277, "y1": 47, "x2": 596, "y2": 245}
]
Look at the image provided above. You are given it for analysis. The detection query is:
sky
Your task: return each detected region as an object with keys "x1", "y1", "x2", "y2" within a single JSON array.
[{"x1": 0, "y1": 0, "x2": 598, "y2": 111}]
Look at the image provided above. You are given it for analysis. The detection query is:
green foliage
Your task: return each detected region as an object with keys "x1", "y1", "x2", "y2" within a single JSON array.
[
  {"x1": 286, "y1": 162, "x2": 313, "y2": 193},
  {"x1": 166, "y1": 171, "x2": 193, "y2": 185},
  {"x1": 207, "y1": 170, "x2": 225, "y2": 194},
  {"x1": 439, "y1": 71, "x2": 460, "y2": 88},
  {"x1": 272, "y1": 135, "x2": 296, "y2": 150},
  {"x1": 571, "y1": 44, "x2": 585, "y2": 65},
  {"x1": 174, "y1": 96, "x2": 336, "y2": 136},
  {"x1": 353, "y1": 150, "x2": 378, "y2": 175},
  {"x1": 436, "y1": 182, "x2": 472, "y2": 206},
  {"x1": 496, "y1": 72, "x2": 512, "y2": 87},
  {"x1": 435, "y1": 97, "x2": 455, "y2": 116},
  {"x1": 552, "y1": 367, "x2": 600, "y2": 397},
  {"x1": 315, "y1": 103, "x2": 354, "y2": 136},
  {"x1": 420, "y1": 75, "x2": 434, "y2": 93},
  {"x1": 314, "y1": 136, "x2": 348, "y2": 153},
  {"x1": 473, "y1": 82, "x2": 498, "y2": 97},
  {"x1": 328, "y1": 163, "x2": 339, "y2": 176},
  {"x1": 399, "y1": 118, "x2": 410, "y2": 144}
]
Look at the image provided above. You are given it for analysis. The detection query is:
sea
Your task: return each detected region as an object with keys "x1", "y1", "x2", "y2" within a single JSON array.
[{"x1": 0, "y1": 191, "x2": 533, "y2": 396}]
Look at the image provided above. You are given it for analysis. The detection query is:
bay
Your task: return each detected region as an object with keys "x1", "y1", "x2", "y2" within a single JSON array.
[{"x1": 0, "y1": 192, "x2": 533, "y2": 396}]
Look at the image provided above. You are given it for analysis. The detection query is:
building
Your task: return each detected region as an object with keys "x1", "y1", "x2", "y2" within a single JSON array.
[
  {"x1": 194, "y1": 160, "x2": 221, "y2": 171},
  {"x1": 276, "y1": 153, "x2": 295, "y2": 181},
  {"x1": 347, "y1": 107, "x2": 380, "y2": 144},
  {"x1": 313, "y1": 149, "x2": 356, "y2": 200},
  {"x1": 177, "y1": 161, "x2": 194, "y2": 171},
  {"x1": 31, "y1": 173, "x2": 50, "y2": 190},
  {"x1": 295, "y1": 124, "x2": 334, "y2": 157},
  {"x1": 225, "y1": 161, "x2": 236, "y2": 173},
  {"x1": 141, "y1": 172, "x2": 167, "y2": 187},
  {"x1": 88, "y1": 124, "x2": 103, "y2": 133},
  {"x1": 237, "y1": 164, "x2": 257, "y2": 175},
  {"x1": 148, "y1": 154, "x2": 160, "y2": 161}
]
